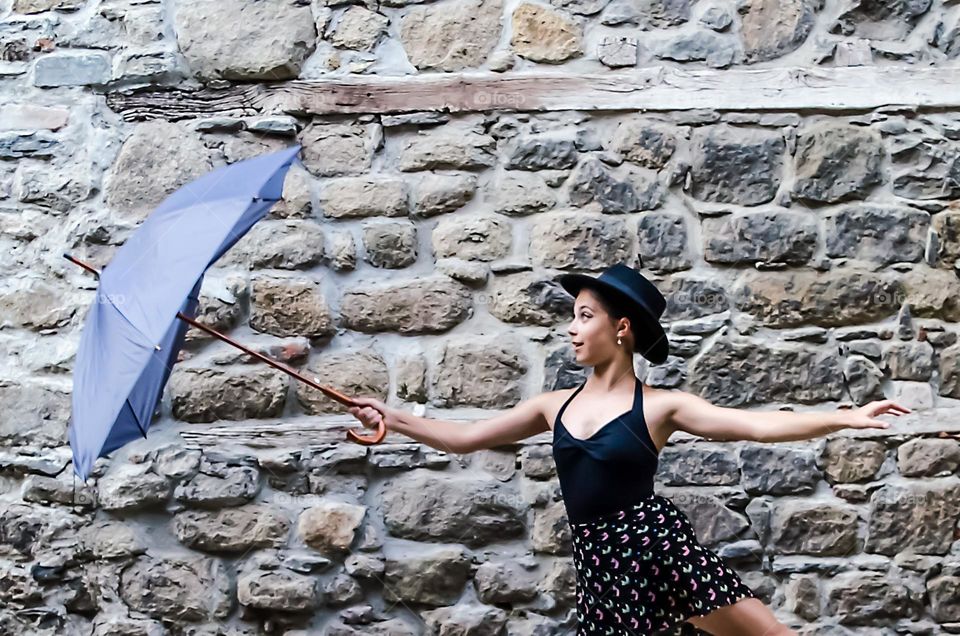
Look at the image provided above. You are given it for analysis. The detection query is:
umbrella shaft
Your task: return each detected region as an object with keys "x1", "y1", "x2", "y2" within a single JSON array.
[
  {"x1": 63, "y1": 253, "x2": 100, "y2": 277},
  {"x1": 62, "y1": 253, "x2": 357, "y2": 408},
  {"x1": 175, "y1": 312, "x2": 357, "y2": 408}
]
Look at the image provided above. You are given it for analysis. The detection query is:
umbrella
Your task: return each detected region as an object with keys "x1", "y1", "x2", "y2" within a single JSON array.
[{"x1": 65, "y1": 145, "x2": 385, "y2": 482}]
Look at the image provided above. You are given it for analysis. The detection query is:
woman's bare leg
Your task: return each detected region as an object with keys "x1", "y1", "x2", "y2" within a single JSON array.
[{"x1": 684, "y1": 597, "x2": 798, "y2": 635}]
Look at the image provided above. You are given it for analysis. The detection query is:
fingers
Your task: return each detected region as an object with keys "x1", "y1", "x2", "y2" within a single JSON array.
[
  {"x1": 879, "y1": 399, "x2": 910, "y2": 414},
  {"x1": 867, "y1": 400, "x2": 911, "y2": 417},
  {"x1": 347, "y1": 405, "x2": 383, "y2": 429},
  {"x1": 877, "y1": 404, "x2": 909, "y2": 416}
]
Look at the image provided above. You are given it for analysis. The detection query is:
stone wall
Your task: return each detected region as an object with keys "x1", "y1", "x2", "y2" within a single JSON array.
[{"x1": 3, "y1": 0, "x2": 960, "y2": 634}]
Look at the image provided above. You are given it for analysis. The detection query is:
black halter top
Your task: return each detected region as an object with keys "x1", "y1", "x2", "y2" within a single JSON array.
[{"x1": 552, "y1": 377, "x2": 661, "y2": 524}]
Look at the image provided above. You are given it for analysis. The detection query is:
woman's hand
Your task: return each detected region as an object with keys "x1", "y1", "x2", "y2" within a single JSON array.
[
  {"x1": 839, "y1": 399, "x2": 911, "y2": 430},
  {"x1": 347, "y1": 396, "x2": 402, "y2": 432}
]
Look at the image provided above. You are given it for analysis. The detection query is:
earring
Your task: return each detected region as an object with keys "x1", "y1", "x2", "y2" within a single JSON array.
[{"x1": 617, "y1": 337, "x2": 622, "y2": 345}]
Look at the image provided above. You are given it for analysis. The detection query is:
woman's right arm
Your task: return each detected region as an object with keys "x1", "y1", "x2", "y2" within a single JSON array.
[{"x1": 349, "y1": 392, "x2": 553, "y2": 455}]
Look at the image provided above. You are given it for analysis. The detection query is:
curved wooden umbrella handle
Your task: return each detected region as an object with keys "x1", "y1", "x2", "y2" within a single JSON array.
[
  {"x1": 346, "y1": 421, "x2": 387, "y2": 445},
  {"x1": 293, "y1": 380, "x2": 387, "y2": 445},
  {"x1": 297, "y1": 380, "x2": 388, "y2": 446}
]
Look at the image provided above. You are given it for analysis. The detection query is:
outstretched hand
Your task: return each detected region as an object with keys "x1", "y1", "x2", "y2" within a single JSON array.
[
  {"x1": 840, "y1": 399, "x2": 911, "y2": 430},
  {"x1": 347, "y1": 396, "x2": 400, "y2": 432}
]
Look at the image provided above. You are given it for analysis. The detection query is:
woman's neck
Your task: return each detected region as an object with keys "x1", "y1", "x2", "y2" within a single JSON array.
[{"x1": 588, "y1": 359, "x2": 636, "y2": 392}]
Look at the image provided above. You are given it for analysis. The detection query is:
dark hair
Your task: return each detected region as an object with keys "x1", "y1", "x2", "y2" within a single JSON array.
[{"x1": 583, "y1": 285, "x2": 641, "y2": 352}]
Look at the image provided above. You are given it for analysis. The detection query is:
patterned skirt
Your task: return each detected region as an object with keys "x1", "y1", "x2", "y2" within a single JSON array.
[{"x1": 570, "y1": 493, "x2": 759, "y2": 635}]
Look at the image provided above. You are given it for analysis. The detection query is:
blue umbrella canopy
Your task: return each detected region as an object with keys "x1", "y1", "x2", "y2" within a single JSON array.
[{"x1": 68, "y1": 145, "x2": 302, "y2": 481}]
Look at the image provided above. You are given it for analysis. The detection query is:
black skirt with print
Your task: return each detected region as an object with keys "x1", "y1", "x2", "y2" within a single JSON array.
[{"x1": 569, "y1": 493, "x2": 759, "y2": 635}]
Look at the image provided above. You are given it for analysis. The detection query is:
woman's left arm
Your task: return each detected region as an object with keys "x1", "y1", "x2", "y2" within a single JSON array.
[{"x1": 664, "y1": 391, "x2": 911, "y2": 443}]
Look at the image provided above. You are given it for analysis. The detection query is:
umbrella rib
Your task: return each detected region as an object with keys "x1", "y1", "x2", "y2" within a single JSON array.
[
  {"x1": 127, "y1": 396, "x2": 149, "y2": 438},
  {"x1": 101, "y1": 286, "x2": 174, "y2": 350}
]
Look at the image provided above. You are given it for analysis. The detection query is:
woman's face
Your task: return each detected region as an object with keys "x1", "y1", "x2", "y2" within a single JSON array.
[{"x1": 567, "y1": 289, "x2": 629, "y2": 364}]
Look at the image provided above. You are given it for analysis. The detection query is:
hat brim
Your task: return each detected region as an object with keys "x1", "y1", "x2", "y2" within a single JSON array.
[{"x1": 557, "y1": 273, "x2": 669, "y2": 365}]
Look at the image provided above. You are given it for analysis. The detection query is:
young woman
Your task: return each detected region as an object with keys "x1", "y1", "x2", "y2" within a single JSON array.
[{"x1": 348, "y1": 263, "x2": 910, "y2": 635}]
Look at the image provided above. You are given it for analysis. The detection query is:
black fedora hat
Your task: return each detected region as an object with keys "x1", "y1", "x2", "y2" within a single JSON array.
[{"x1": 556, "y1": 262, "x2": 669, "y2": 364}]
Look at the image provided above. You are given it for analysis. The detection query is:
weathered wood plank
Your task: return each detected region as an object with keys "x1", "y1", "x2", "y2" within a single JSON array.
[
  {"x1": 172, "y1": 407, "x2": 960, "y2": 451},
  {"x1": 105, "y1": 66, "x2": 960, "y2": 121},
  {"x1": 175, "y1": 417, "x2": 553, "y2": 450}
]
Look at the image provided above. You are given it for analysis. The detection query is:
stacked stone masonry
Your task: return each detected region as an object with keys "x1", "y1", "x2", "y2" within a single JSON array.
[{"x1": 2, "y1": 0, "x2": 960, "y2": 634}]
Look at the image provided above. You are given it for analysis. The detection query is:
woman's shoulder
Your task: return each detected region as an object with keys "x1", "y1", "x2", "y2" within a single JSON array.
[
  {"x1": 539, "y1": 382, "x2": 585, "y2": 427},
  {"x1": 641, "y1": 383, "x2": 670, "y2": 398}
]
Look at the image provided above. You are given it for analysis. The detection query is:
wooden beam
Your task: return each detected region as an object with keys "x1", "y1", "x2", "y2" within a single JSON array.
[
  {"x1": 176, "y1": 418, "x2": 551, "y2": 450},
  {"x1": 173, "y1": 407, "x2": 960, "y2": 452},
  {"x1": 105, "y1": 66, "x2": 960, "y2": 121}
]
